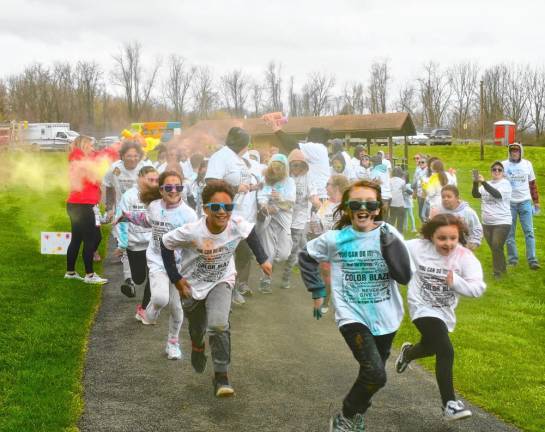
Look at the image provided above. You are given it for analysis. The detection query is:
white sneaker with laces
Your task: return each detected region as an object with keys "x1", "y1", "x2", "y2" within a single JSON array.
[
  {"x1": 166, "y1": 340, "x2": 183, "y2": 360},
  {"x1": 83, "y1": 273, "x2": 108, "y2": 285},
  {"x1": 443, "y1": 400, "x2": 472, "y2": 422},
  {"x1": 64, "y1": 272, "x2": 83, "y2": 280}
]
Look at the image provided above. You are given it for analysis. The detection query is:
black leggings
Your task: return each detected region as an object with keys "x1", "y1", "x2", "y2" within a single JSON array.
[
  {"x1": 127, "y1": 249, "x2": 151, "y2": 308},
  {"x1": 66, "y1": 203, "x2": 97, "y2": 274},
  {"x1": 405, "y1": 317, "x2": 455, "y2": 406},
  {"x1": 339, "y1": 322, "x2": 396, "y2": 418}
]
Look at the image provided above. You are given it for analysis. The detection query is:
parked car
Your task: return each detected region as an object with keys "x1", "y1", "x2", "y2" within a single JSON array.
[
  {"x1": 22, "y1": 123, "x2": 79, "y2": 151},
  {"x1": 96, "y1": 136, "x2": 120, "y2": 149},
  {"x1": 428, "y1": 128, "x2": 452, "y2": 145},
  {"x1": 409, "y1": 132, "x2": 430, "y2": 145}
]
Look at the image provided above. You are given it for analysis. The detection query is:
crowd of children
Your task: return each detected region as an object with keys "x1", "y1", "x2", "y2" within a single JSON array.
[{"x1": 63, "y1": 123, "x2": 540, "y2": 431}]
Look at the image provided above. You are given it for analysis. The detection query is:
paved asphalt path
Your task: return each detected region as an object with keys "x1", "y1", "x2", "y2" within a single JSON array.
[{"x1": 80, "y1": 245, "x2": 520, "y2": 432}]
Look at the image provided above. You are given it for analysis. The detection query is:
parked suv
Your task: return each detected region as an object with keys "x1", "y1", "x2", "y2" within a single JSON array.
[{"x1": 428, "y1": 128, "x2": 452, "y2": 145}]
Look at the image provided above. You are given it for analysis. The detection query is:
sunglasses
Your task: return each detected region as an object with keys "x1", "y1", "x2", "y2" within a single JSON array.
[
  {"x1": 204, "y1": 202, "x2": 235, "y2": 212},
  {"x1": 290, "y1": 162, "x2": 306, "y2": 168},
  {"x1": 160, "y1": 184, "x2": 184, "y2": 193},
  {"x1": 491, "y1": 168, "x2": 504, "y2": 172},
  {"x1": 419, "y1": 161, "x2": 427, "y2": 165},
  {"x1": 345, "y1": 200, "x2": 381, "y2": 212}
]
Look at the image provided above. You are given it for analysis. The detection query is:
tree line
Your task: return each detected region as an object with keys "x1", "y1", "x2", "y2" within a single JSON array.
[{"x1": 1, "y1": 41, "x2": 544, "y2": 142}]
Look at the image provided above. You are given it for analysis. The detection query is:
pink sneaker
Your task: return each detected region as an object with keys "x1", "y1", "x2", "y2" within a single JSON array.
[{"x1": 135, "y1": 304, "x2": 155, "y2": 325}]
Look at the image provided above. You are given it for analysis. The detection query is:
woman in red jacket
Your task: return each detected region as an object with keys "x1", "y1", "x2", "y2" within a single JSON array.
[{"x1": 65, "y1": 136, "x2": 118, "y2": 284}]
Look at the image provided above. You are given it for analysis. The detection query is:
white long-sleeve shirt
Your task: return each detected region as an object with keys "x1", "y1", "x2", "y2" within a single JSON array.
[
  {"x1": 116, "y1": 186, "x2": 151, "y2": 251},
  {"x1": 406, "y1": 239, "x2": 486, "y2": 331}
]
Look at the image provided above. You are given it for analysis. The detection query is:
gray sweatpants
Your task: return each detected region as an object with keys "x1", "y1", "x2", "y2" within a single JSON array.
[
  {"x1": 182, "y1": 282, "x2": 232, "y2": 373},
  {"x1": 282, "y1": 228, "x2": 307, "y2": 280}
]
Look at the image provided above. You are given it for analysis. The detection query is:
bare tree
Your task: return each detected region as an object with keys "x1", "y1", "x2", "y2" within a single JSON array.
[
  {"x1": 447, "y1": 62, "x2": 479, "y2": 138},
  {"x1": 367, "y1": 60, "x2": 390, "y2": 113},
  {"x1": 220, "y1": 69, "x2": 249, "y2": 116},
  {"x1": 287, "y1": 76, "x2": 299, "y2": 117},
  {"x1": 342, "y1": 82, "x2": 365, "y2": 114},
  {"x1": 75, "y1": 61, "x2": 102, "y2": 129},
  {"x1": 164, "y1": 54, "x2": 195, "y2": 119},
  {"x1": 504, "y1": 64, "x2": 530, "y2": 132},
  {"x1": 112, "y1": 41, "x2": 160, "y2": 121},
  {"x1": 192, "y1": 66, "x2": 217, "y2": 119},
  {"x1": 301, "y1": 72, "x2": 336, "y2": 116},
  {"x1": 0, "y1": 79, "x2": 7, "y2": 119},
  {"x1": 526, "y1": 66, "x2": 545, "y2": 138},
  {"x1": 395, "y1": 83, "x2": 417, "y2": 115},
  {"x1": 264, "y1": 61, "x2": 283, "y2": 112},
  {"x1": 249, "y1": 81, "x2": 263, "y2": 117},
  {"x1": 418, "y1": 62, "x2": 451, "y2": 129},
  {"x1": 482, "y1": 64, "x2": 508, "y2": 128}
]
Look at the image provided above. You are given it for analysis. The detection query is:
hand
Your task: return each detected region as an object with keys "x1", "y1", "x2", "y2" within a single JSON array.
[
  {"x1": 446, "y1": 270, "x2": 453, "y2": 287},
  {"x1": 262, "y1": 112, "x2": 284, "y2": 132},
  {"x1": 174, "y1": 278, "x2": 192, "y2": 299},
  {"x1": 313, "y1": 297, "x2": 324, "y2": 320},
  {"x1": 267, "y1": 205, "x2": 278, "y2": 214},
  {"x1": 238, "y1": 183, "x2": 250, "y2": 194},
  {"x1": 113, "y1": 248, "x2": 125, "y2": 257},
  {"x1": 260, "y1": 262, "x2": 273, "y2": 277},
  {"x1": 477, "y1": 175, "x2": 485, "y2": 183}
]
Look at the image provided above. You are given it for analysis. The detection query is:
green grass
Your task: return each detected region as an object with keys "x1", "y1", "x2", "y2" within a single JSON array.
[
  {"x1": 386, "y1": 143, "x2": 545, "y2": 432},
  {"x1": 0, "y1": 153, "x2": 105, "y2": 431},
  {"x1": 0, "y1": 147, "x2": 544, "y2": 431}
]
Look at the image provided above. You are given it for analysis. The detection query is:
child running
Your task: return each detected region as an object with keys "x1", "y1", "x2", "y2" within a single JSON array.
[
  {"x1": 396, "y1": 214, "x2": 486, "y2": 422},
  {"x1": 256, "y1": 153, "x2": 296, "y2": 293},
  {"x1": 299, "y1": 180, "x2": 412, "y2": 432},
  {"x1": 117, "y1": 170, "x2": 197, "y2": 360},
  {"x1": 161, "y1": 181, "x2": 272, "y2": 397}
]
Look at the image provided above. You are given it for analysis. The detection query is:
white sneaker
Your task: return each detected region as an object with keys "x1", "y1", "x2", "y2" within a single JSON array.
[
  {"x1": 320, "y1": 306, "x2": 329, "y2": 315},
  {"x1": 134, "y1": 304, "x2": 155, "y2": 325},
  {"x1": 83, "y1": 273, "x2": 108, "y2": 285},
  {"x1": 166, "y1": 340, "x2": 183, "y2": 360},
  {"x1": 232, "y1": 288, "x2": 246, "y2": 305},
  {"x1": 443, "y1": 400, "x2": 472, "y2": 422},
  {"x1": 64, "y1": 272, "x2": 83, "y2": 280}
]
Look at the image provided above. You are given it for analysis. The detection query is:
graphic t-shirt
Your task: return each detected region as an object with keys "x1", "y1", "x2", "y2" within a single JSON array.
[
  {"x1": 116, "y1": 186, "x2": 151, "y2": 251},
  {"x1": 479, "y1": 179, "x2": 512, "y2": 225},
  {"x1": 502, "y1": 159, "x2": 536, "y2": 203},
  {"x1": 162, "y1": 216, "x2": 254, "y2": 300},
  {"x1": 306, "y1": 223, "x2": 404, "y2": 335},
  {"x1": 144, "y1": 199, "x2": 198, "y2": 274},
  {"x1": 291, "y1": 174, "x2": 317, "y2": 230},
  {"x1": 406, "y1": 239, "x2": 486, "y2": 332},
  {"x1": 103, "y1": 160, "x2": 152, "y2": 203}
]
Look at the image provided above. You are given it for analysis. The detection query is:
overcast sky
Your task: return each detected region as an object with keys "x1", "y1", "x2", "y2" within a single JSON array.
[{"x1": 1, "y1": 0, "x2": 544, "y2": 94}]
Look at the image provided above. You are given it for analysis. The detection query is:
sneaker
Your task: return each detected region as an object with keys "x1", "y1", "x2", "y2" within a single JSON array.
[
  {"x1": 134, "y1": 304, "x2": 155, "y2": 325},
  {"x1": 443, "y1": 400, "x2": 472, "y2": 422},
  {"x1": 395, "y1": 342, "x2": 413, "y2": 373},
  {"x1": 529, "y1": 262, "x2": 541, "y2": 270},
  {"x1": 213, "y1": 373, "x2": 235, "y2": 397},
  {"x1": 508, "y1": 260, "x2": 518, "y2": 266},
  {"x1": 232, "y1": 288, "x2": 246, "y2": 305},
  {"x1": 191, "y1": 343, "x2": 207, "y2": 373},
  {"x1": 329, "y1": 412, "x2": 365, "y2": 432},
  {"x1": 259, "y1": 279, "x2": 272, "y2": 294},
  {"x1": 83, "y1": 273, "x2": 108, "y2": 285},
  {"x1": 320, "y1": 306, "x2": 329, "y2": 315},
  {"x1": 64, "y1": 272, "x2": 83, "y2": 280},
  {"x1": 120, "y1": 278, "x2": 136, "y2": 298},
  {"x1": 165, "y1": 339, "x2": 183, "y2": 360},
  {"x1": 280, "y1": 277, "x2": 291, "y2": 289},
  {"x1": 237, "y1": 282, "x2": 253, "y2": 296}
]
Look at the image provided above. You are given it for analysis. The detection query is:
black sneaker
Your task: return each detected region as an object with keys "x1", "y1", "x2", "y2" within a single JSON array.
[
  {"x1": 213, "y1": 373, "x2": 235, "y2": 397},
  {"x1": 120, "y1": 278, "x2": 136, "y2": 298},
  {"x1": 529, "y1": 262, "x2": 541, "y2": 270},
  {"x1": 191, "y1": 344, "x2": 207, "y2": 373},
  {"x1": 395, "y1": 342, "x2": 413, "y2": 373}
]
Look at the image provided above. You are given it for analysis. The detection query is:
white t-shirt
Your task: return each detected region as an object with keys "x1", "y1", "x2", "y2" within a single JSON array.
[
  {"x1": 206, "y1": 146, "x2": 257, "y2": 220},
  {"x1": 390, "y1": 177, "x2": 406, "y2": 208},
  {"x1": 162, "y1": 216, "x2": 254, "y2": 300},
  {"x1": 144, "y1": 199, "x2": 198, "y2": 274},
  {"x1": 371, "y1": 165, "x2": 392, "y2": 199},
  {"x1": 103, "y1": 160, "x2": 152, "y2": 203},
  {"x1": 502, "y1": 159, "x2": 536, "y2": 203},
  {"x1": 306, "y1": 223, "x2": 405, "y2": 334},
  {"x1": 479, "y1": 179, "x2": 512, "y2": 225},
  {"x1": 406, "y1": 239, "x2": 486, "y2": 332},
  {"x1": 299, "y1": 141, "x2": 330, "y2": 199},
  {"x1": 291, "y1": 174, "x2": 317, "y2": 230},
  {"x1": 257, "y1": 177, "x2": 296, "y2": 231},
  {"x1": 116, "y1": 186, "x2": 151, "y2": 251}
]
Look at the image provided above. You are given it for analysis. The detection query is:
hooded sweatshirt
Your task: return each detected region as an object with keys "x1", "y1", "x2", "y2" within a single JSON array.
[
  {"x1": 502, "y1": 143, "x2": 539, "y2": 204},
  {"x1": 288, "y1": 149, "x2": 316, "y2": 230},
  {"x1": 437, "y1": 201, "x2": 483, "y2": 246}
]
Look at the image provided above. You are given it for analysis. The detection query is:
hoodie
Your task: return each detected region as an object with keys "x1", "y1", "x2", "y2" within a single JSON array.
[
  {"x1": 502, "y1": 143, "x2": 539, "y2": 204},
  {"x1": 437, "y1": 201, "x2": 483, "y2": 247},
  {"x1": 288, "y1": 149, "x2": 316, "y2": 229}
]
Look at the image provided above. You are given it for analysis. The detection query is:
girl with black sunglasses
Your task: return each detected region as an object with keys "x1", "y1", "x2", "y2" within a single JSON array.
[
  {"x1": 116, "y1": 170, "x2": 198, "y2": 361},
  {"x1": 298, "y1": 180, "x2": 412, "y2": 431}
]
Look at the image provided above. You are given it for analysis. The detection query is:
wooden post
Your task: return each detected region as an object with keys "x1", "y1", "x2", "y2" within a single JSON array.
[
  {"x1": 404, "y1": 135, "x2": 409, "y2": 171},
  {"x1": 366, "y1": 137, "x2": 371, "y2": 155},
  {"x1": 345, "y1": 133, "x2": 351, "y2": 153},
  {"x1": 388, "y1": 134, "x2": 393, "y2": 165},
  {"x1": 480, "y1": 80, "x2": 484, "y2": 161}
]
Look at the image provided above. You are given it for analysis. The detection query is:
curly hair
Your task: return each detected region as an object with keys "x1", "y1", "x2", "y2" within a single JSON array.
[
  {"x1": 201, "y1": 180, "x2": 236, "y2": 204},
  {"x1": 421, "y1": 213, "x2": 468, "y2": 246}
]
